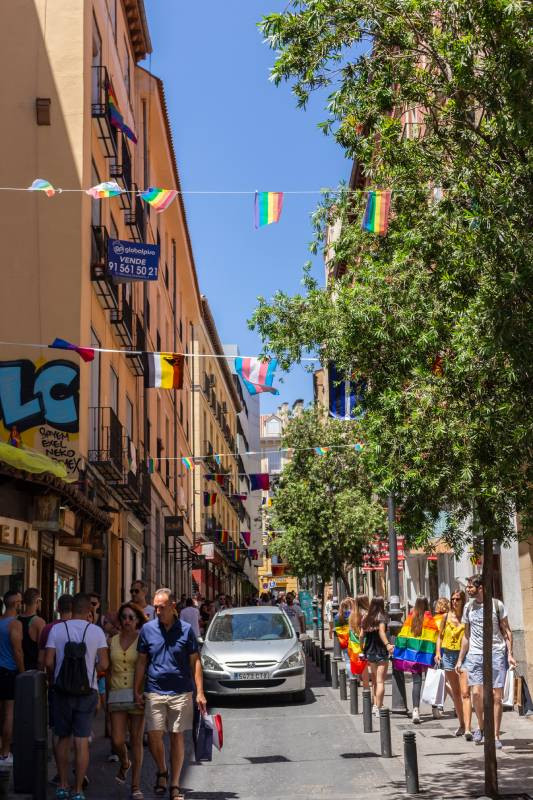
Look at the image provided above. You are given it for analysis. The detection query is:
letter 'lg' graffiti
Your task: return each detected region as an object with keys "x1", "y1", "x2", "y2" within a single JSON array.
[{"x1": 0, "y1": 359, "x2": 80, "y2": 434}]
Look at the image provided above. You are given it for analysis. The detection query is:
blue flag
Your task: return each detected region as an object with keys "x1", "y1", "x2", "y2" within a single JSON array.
[{"x1": 328, "y1": 363, "x2": 365, "y2": 420}]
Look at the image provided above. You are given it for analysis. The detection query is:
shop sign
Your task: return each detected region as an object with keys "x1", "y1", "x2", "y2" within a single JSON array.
[
  {"x1": 164, "y1": 516, "x2": 184, "y2": 537},
  {"x1": 107, "y1": 238, "x2": 159, "y2": 281}
]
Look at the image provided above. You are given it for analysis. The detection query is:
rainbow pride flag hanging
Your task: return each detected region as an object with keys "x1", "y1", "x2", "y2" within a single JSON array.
[
  {"x1": 334, "y1": 613, "x2": 350, "y2": 650},
  {"x1": 315, "y1": 447, "x2": 329, "y2": 456},
  {"x1": 107, "y1": 80, "x2": 137, "y2": 144},
  {"x1": 182, "y1": 457, "x2": 194, "y2": 471},
  {"x1": 362, "y1": 190, "x2": 391, "y2": 235},
  {"x1": 86, "y1": 181, "x2": 123, "y2": 199},
  {"x1": 254, "y1": 191, "x2": 284, "y2": 228},
  {"x1": 392, "y1": 611, "x2": 438, "y2": 673},
  {"x1": 48, "y1": 338, "x2": 95, "y2": 363},
  {"x1": 28, "y1": 178, "x2": 55, "y2": 197},
  {"x1": 141, "y1": 187, "x2": 178, "y2": 213},
  {"x1": 348, "y1": 629, "x2": 366, "y2": 676}
]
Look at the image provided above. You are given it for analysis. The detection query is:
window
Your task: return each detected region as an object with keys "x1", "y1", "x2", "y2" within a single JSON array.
[
  {"x1": 110, "y1": 213, "x2": 119, "y2": 241},
  {"x1": 126, "y1": 397, "x2": 133, "y2": 440},
  {"x1": 266, "y1": 418, "x2": 281, "y2": 436},
  {"x1": 91, "y1": 161, "x2": 101, "y2": 227},
  {"x1": 109, "y1": 367, "x2": 118, "y2": 415},
  {"x1": 165, "y1": 417, "x2": 170, "y2": 486},
  {"x1": 142, "y1": 100, "x2": 149, "y2": 195},
  {"x1": 92, "y1": 16, "x2": 102, "y2": 106},
  {"x1": 123, "y1": 36, "x2": 131, "y2": 97}
]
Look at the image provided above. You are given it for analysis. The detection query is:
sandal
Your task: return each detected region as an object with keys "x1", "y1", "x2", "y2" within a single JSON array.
[
  {"x1": 116, "y1": 760, "x2": 131, "y2": 784},
  {"x1": 154, "y1": 771, "x2": 168, "y2": 796},
  {"x1": 131, "y1": 788, "x2": 144, "y2": 800},
  {"x1": 169, "y1": 788, "x2": 185, "y2": 800}
]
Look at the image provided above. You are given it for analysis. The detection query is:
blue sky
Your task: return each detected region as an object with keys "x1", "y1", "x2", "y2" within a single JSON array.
[{"x1": 142, "y1": 0, "x2": 349, "y2": 414}]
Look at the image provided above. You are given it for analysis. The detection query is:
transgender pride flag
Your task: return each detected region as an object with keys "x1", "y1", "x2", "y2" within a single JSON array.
[{"x1": 235, "y1": 357, "x2": 279, "y2": 396}]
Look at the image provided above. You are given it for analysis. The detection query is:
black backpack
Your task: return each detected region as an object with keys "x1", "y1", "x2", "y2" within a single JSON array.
[{"x1": 55, "y1": 622, "x2": 93, "y2": 696}]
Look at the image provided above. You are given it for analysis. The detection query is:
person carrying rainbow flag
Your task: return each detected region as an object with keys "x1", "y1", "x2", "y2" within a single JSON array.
[{"x1": 393, "y1": 597, "x2": 439, "y2": 723}]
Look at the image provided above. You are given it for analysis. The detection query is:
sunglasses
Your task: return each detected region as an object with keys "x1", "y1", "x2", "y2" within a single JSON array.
[
  {"x1": 131, "y1": 588, "x2": 141, "y2": 594},
  {"x1": 90, "y1": 601, "x2": 99, "y2": 607},
  {"x1": 121, "y1": 614, "x2": 136, "y2": 622}
]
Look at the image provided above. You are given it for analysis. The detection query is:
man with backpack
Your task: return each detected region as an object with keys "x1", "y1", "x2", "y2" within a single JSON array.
[
  {"x1": 45, "y1": 593, "x2": 108, "y2": 800},
  {"x1": 455, "y1": 574, "x2": 515, "y2": 750}
]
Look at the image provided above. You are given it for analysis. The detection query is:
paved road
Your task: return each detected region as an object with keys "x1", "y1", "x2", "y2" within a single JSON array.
[{"x1": 179, "y1": 660, "x2": 393, "y2": 800}]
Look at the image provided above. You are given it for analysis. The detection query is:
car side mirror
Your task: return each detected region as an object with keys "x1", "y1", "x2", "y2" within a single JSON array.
[{"x1": 197, "y1": 636, "x2": 204, "y2": 647}]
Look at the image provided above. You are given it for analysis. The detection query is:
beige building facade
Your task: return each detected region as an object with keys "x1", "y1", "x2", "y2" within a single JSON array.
[{"x1": 0, "y1": 0, "x2": 217, "y2": 614}]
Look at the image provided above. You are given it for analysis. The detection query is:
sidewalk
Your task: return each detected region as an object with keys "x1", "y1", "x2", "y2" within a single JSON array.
[{"x1": 305, "y1": 644, "x2": 533, "y2": 799}]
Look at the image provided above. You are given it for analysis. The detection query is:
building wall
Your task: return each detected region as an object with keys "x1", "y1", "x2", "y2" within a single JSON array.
[{"x1": 0, "y1": 0, "x2": 201, "y2": 612}]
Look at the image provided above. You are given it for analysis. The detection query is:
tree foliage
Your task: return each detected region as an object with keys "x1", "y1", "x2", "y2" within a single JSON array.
[
  {"x1": 267, "y1": 408, "x2": 387, "y2": 589},
  {"x1": 252, "y1": 0, "x2": 533, "y2": 547}
]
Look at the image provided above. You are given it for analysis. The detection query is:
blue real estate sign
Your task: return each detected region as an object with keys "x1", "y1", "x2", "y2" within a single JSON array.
[{"x1": 107, "y1": 238, "x2": 160, "y2": 281}]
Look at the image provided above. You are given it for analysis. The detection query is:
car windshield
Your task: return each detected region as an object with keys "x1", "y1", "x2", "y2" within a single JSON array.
[{"x1": 208, "y1": 612, "x2": 292, "y2": 642}]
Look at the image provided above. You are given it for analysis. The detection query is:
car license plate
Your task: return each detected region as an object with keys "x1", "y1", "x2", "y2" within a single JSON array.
[{"x1": 234, "y1": 671, "x2": 269, "y2": 680}]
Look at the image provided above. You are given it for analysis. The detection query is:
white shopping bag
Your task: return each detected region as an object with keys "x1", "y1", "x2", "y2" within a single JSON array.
[
  {"x1": 421, "y1": 668, "x2": 446, "y2": 706},
  {"x1": 502, "y1": 667, "x2": 515, "y2": 708},
  {"x1": 203, "y1": 712, "x2": 223, "y2": 750}
]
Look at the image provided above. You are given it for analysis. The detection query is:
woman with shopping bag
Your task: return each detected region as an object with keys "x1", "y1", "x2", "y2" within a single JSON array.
[
  {"x1": 435, "y1": 590, "x2": 470, "y2": 738},
  {"x1": 392, "y1": 597, "x2": 439, "y2": 724}
]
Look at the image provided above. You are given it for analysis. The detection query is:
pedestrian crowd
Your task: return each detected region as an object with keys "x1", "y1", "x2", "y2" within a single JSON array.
[
  {"x1": 329, "y1": 574, "x2": 516, "y2": 750},
  {"x1": 0, "y1": 581, "x2": 216, "y2": 800}
]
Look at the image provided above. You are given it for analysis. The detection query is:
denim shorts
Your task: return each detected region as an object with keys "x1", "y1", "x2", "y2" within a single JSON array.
[
  {"x1": 464, "y1": 652, "x2": 507, "y2": 688},
  {"x1": 441, "y1": 648, "x2": 460, "y2": 671},
  {"x1": 53, "y1": 690, "x2": 98, "y2": 738}
]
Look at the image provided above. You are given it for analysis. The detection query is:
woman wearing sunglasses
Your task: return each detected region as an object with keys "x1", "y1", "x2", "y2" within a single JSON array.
[
  {"x1": 435, "y1": 590, "x2": 470, "y2": 738},
  {"x1": 108, "y1": 602, "x2": 147, "y2": 799}
]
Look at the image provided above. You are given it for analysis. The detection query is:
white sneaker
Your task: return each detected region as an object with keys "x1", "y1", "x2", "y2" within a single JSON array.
[
  {"x1": 432, "y1": 706, "x2": 443, "y2": 719},
  {"x1": 372, "y1": 704, "x2": 379, "y2": 717},
  {"x1": 0, "y1": 753, "x2": 13, "y2": 766},
  {"x1": 412, "y1": 707, "x2": 421, "y2": 724}
]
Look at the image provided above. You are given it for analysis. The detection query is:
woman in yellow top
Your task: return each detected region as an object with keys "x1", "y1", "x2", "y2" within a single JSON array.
[
  {"x1": 435, "y1": 590, "x2": 469, "y2": 738},
  {"x1": 108, "y1": 602, "x2": 147, "y2": 799}
]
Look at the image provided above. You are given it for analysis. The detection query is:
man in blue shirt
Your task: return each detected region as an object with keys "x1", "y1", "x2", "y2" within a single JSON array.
[{"x1": 134, "y1": 588, "x2": 206, "y2": 799}]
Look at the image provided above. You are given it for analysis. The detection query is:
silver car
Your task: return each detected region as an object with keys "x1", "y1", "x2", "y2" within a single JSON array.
[{"x1": 201, "y1": 606, "x2": 306, "y2": 699}]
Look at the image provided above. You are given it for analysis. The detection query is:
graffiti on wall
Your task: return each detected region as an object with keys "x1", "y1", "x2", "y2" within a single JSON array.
[{"x1": 0, "y1": 358, "x2": 81, "y2": 475}]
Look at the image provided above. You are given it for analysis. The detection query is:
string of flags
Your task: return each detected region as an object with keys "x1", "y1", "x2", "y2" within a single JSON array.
[{"x1": 23, "y1": 180, "x2": 394, "y2": 233}]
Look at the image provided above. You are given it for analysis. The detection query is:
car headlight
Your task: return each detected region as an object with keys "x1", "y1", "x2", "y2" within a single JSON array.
[
  {"x1": 201, "y1": 653, "x2": 223, "y2": 672},
  {"x1": 279, "y1": 649, "x2": 304, "y2": 670}
]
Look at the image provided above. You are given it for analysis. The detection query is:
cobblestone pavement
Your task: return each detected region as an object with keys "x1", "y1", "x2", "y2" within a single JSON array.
[{"x1": 5, "y1": 638, "x2": 533, "y2": 800}]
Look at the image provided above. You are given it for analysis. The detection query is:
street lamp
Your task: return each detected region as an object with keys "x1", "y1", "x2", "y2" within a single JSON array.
[{"x1": 388, "y1": 494, "x2": 408, "y2": 714}]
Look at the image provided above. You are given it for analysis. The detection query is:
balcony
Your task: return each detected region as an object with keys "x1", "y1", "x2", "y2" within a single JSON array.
[
  {"x1": 124, "y1": 184, "x2": 146, "y2": 242},
  {"x1": 125, "y1": 314, "x2": 145, "y2": 377},
  {"x1": 110, "y1": 288, "x2": 133, "y2": 347},
  {"x1": 88, "y1": 407, "x2": 123, "y2": 479},
  {"x1": 91, "y1": 66, "x2": 119, "y2": 159},
  {"x1": 91, "y1": 226, "x2": 119, "y2": 311}
]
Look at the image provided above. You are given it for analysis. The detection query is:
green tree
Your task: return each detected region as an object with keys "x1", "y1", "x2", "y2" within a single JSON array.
[
  {"x1": 253, "y1": 2, "x2": 532, "y2": 795},
  {"x1": 267, "y1": 408, "x2": 386, "y2": 592}
]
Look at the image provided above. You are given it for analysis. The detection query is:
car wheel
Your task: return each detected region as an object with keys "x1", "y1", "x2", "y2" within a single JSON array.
[{"x1": 292, "y1": 689, "x2": 306, "y2": 703}]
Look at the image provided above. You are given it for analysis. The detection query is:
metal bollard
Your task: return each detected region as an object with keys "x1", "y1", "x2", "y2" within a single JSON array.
[
  {"x1": 379, "y1": 708, "x2": 392, "y2": 758},
  {"x1": 331, "y1": 659, "x2": 339, "y2": 690},
  {"x1": 325, "y1": 653, "x2": 332, "y2": 683},
  {"x1": 339, "y1": 667, "x2": 347, "y2": 700},
  {"x1": 333, "y1": 630, "x2": 342, "y2": 661},
  {"x1": 349, "y1": 677, "x2": 359, "y2": 715},
  {"x1": 319, "y1": 648, "x2": 325, "y2": 673},
  {"x1": 314, "y1": 642, "x2": 320, "y2": 666},
  {"x1": 362, "y1": 688, "x2": 373, "y2": 732},
  {"x1": 403, "y1": 732, "x2": 419, "y2": 794}
]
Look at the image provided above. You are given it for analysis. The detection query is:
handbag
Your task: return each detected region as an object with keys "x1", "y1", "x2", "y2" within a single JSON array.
[
  {"x1": 203, "y1": 713, "x2": 223, "y2": 750},
  {"x1": 421, "y1": 667, "x2": 446, "y2": 707},
  {"x1": 108, "y1": 688, "x2": 134, "y2": 705},
  {"x1": 194, "y1": 713, "x2": 213, "y2": 762},
  {"x1": 502, "y1": 667, "x2": 515, "y2": 708}
]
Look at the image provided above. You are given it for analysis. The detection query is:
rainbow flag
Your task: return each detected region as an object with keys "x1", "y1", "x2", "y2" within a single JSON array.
[
  {"x1": 142, "y1": 353, "x2": 184, "y2": 389},
  {"x1": 48, "y1": 338, "x2": 95, "y2": 363},
  {"x1": 254, "y1": 191, "x2": 283, "y2": 228},
  {"x1": 146, "y1": 457, "x2": 155, "y2": 474},
  {"x1": 362, "y1": 190, "x2": 391, "y2": 235},
  {"x1": 214, "y1": 454, "x2": 222, "y2": 466},
  {"x1": 141, "y1": 187, "x2": 178, "y2": 213},
  {"x1": 334, "y1": 613, "x2": 350, "y2": 650},
  {"x1": 107, "y1": 80, "x2": 137, "y2": 143},
  {"x1": 203, "y1": 491, "x2": 217, "y2": 506},
  {"x1": 393, "y1": 611, "x2": 438, "y2": 673},
  {"x1": 235, "y1": 357, "x2": 279, "y2": 396},
  {"x1": 315, "y1": 447, "x2": 329, "y2": 455},
  {"x1": 354, "y1": 442, "x2": 364, "y2": 452},
  {"x1": 28, "y1": 178, "x2": 55, "y2": 197},
  {"x1": 86, "y1": 181, "x2": 123, "y2": 199},
  {"x1": 348, "y1": 629, "x2": 366, "y2": 676},
  {"x1": 221, "y1": 530, "x2": 228, "y2": 545},
  {"x1": 182, "y1": 457, "x2": 194, "y2": 471}
]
